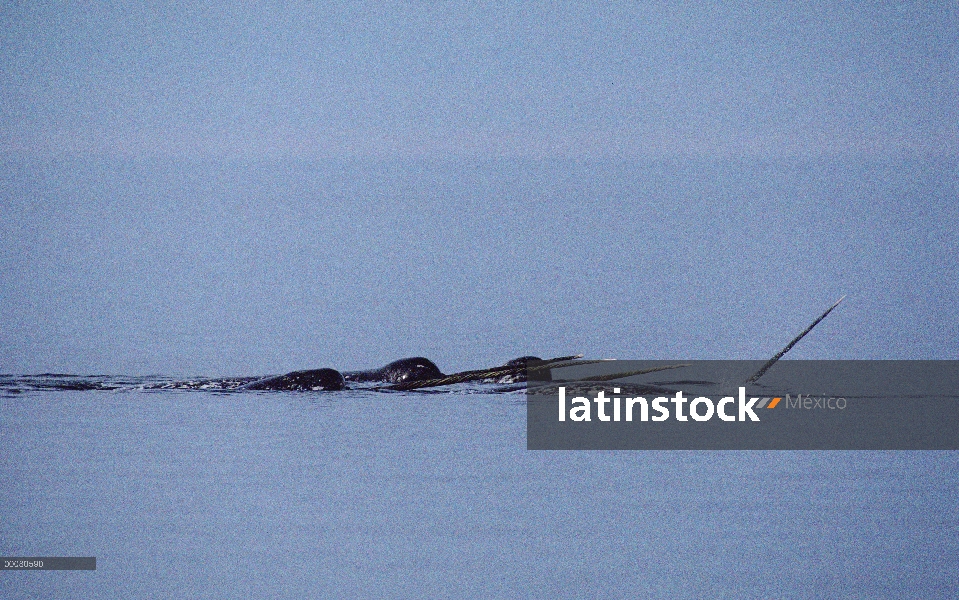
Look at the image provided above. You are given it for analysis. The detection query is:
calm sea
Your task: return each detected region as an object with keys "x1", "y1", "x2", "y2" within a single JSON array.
[{"x1": 1, "y1": 379, "x2": 956, "y2": 598}]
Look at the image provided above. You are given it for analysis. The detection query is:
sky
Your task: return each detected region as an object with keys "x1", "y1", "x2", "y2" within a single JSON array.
[
  {"x1": 1, "y1": 2, "x2": 957, "y2": 375},
  {"x1": 3, "y1": 1, "x2": 956, "y2": 160}
]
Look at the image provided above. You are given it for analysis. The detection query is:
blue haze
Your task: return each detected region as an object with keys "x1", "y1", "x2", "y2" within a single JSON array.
[
  {"x1": 2, "y1": 3, "x2": 956, "y2": 159},
  {"x1": 1, "y1": 157, "x2": 957, "y2": 375},
  {"x1": 2, "y1": 2, "x2": 957, "y2": 374},
  {"x1": 1, "y1": 3, "x2": 957, "y2": 599}
]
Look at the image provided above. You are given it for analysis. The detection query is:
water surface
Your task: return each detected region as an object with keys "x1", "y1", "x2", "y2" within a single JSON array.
[{"x1": 1, "y1": 380, "x2": 956, "y2": 598}]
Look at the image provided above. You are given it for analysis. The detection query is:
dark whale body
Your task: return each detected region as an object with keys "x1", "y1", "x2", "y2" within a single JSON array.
[
  {"x1": 240, "y1": 368, "x2": 345, "y2": 391},
  {"x1": 236, "y1": 355, "x2": 543, "y2": 391},
  {"x1": 343, "y1": 357, "x2": 444, "y2": 384},
  {"x1": 495, "y1": 356, "x2": 549, "y2": 383},
  {"x1": 503, "y1": 356, "x2": 543, "y2": 368}
]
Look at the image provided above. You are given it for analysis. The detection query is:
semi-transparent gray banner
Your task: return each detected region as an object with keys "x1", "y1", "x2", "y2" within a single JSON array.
[
  {"x1": 1, "y1": 557, "x2": 96, "y2": 570},
  {"x1": 526, "y1": 361, "x2": 959, "y2": 450}
]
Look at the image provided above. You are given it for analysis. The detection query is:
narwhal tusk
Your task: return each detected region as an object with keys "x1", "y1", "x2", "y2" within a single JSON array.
[{"x1": 745, "y1": 295, "x2": 846, "y2": 384}]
